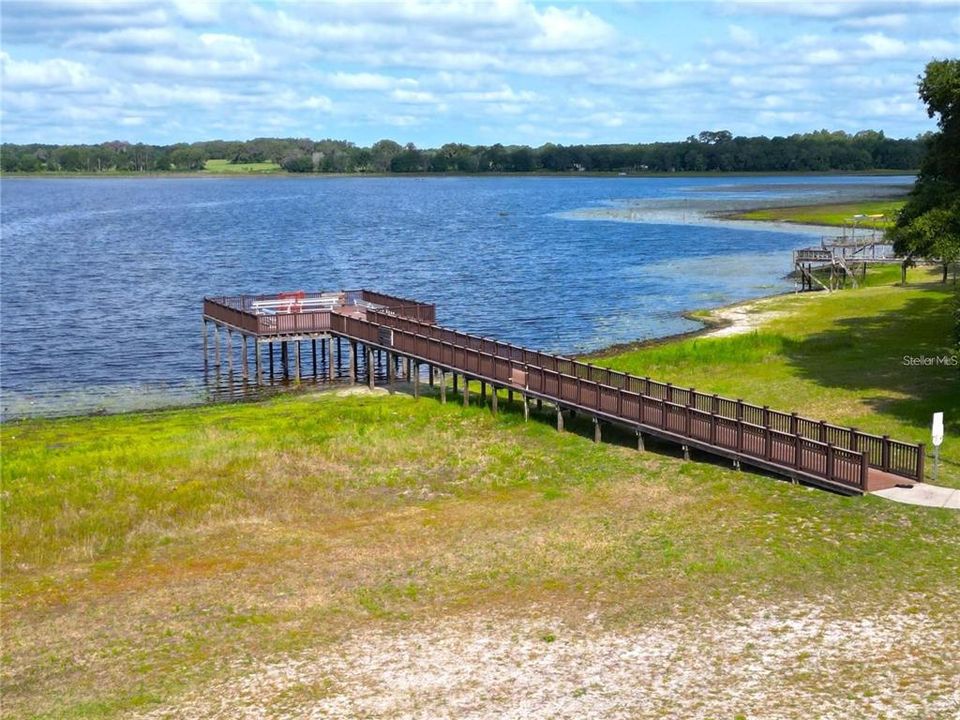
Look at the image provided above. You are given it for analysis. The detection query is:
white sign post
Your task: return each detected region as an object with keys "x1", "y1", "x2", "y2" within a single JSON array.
[{"x1": 932, "y1": 412, "x2": 944, "y2": 482}]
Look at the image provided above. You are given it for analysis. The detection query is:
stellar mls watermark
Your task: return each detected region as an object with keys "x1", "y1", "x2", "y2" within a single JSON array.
[{"x1": 902, "y1": 354, "x2": 959, "y2": 367}]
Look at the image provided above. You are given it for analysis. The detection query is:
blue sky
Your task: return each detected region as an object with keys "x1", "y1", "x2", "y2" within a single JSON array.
[{"x1": 1, "y1": 0, "x2": 957, "y2": 146}]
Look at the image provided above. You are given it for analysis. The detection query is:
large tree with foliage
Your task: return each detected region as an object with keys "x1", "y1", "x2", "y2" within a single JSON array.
[{"x1": 891, "y1": 59, "x2": 960, "y2": 282}]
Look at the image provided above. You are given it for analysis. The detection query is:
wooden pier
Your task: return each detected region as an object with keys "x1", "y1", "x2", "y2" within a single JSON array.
[
  {"x1": 793, "y1": 236, "x2": 898, "y2": 292},
  {"x1": 203, "y1": 289, "x2": 924, "y2": 495}
]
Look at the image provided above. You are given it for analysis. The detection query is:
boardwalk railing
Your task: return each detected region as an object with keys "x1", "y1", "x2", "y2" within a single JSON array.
[
  {"x1": 333, "y1": 310, "x2": 923, "y2": 490},
  {"x1": 204, "y1": 289, "x2": 435, "y2": 336}
]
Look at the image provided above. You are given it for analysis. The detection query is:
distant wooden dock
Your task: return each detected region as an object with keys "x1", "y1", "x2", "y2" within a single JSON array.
[
  {"x1": 203, "y1": 289, "x2": 924, "y2": 495},
  {"x1": 793, "y1": 232, "x2": 898, "y2": 292}
]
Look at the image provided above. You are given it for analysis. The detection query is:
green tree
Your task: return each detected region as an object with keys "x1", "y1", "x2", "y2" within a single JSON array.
[{"x1": 890, "y1": 59, "x2": 960, "y2": 282}]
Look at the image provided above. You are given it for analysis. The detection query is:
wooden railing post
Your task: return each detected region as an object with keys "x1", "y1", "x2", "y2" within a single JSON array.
[
  {"x1": 794, "y1": 434, "x2": 802, "y2": 469},
  {"x1": 736, "y1": 419, "x2": 743, "y2": 452},
  {"x1": 826, "y1": 443, "x2": 835, "y2": 480},
  {"x1": 917, "y1": 443, "x2": 926, "y2": 481},
  {"x1": 763, "y1": 405, "x2": 770, "y2": 428},
  {"x1": 790, "y1": 412, "x2": 798, "y2": 435},
  {"x1": 850, "y1": 427, "x2": 859, "y2": 452},
  {"x1": 881, "y1": 435, "x2": 891, "y2": 471},
  {"x1": 861, "y1": 452, "x2": 870, "y2": 490},
  {"x1": 819, "y1": 420, "x2": 827, "y2": 443}
]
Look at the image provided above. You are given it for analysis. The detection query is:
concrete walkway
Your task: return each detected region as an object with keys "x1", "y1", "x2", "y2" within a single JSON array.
[{"x1": 872, "y1": 482, "x2": 960, "y2": 509}]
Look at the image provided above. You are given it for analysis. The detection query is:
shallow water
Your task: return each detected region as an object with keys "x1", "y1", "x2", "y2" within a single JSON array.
[{"x1": 0, "y1": 174, "x2": 911, "y2": 419}]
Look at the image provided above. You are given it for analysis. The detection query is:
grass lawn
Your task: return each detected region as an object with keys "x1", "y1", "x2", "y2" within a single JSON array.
[
  {"x1": 594, "y1": 264, "x2": 960, "y2": 489},
  {"x1": 726, "y1": 199, "x2": 905, "y2": 229},
  {"x1": 203, "y1": 159, "x2": 283, "y2": 174},
  {"x1": 2, "y1": 266, "x2": 959, "y2": 718}
]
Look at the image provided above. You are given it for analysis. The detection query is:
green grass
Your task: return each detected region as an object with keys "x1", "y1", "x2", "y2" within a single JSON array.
[
  {"x1": 727, "y1": 199, "x2": 905, "y2": 228},
  {"x1": 594, "y1": 264, "x2": 960, "y2": 487},
  {"x1": 203, "y1": 158, "x2": 282, "y2": 174},
  {"x1": 2, "y1": 266, "x2": 959, "y2": 717}
]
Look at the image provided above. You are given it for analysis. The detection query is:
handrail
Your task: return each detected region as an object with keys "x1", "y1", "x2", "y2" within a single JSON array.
[{"x1": 361, "y1": 309, "x2": 923, "y2": 485}]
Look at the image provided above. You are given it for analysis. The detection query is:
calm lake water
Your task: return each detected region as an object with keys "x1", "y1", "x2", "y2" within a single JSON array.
[{"x1": 0, "y1": 174, "x2": 911, "y2": 419}]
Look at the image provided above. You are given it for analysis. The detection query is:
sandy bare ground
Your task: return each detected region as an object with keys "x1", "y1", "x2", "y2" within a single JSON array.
[
  {"x1": 701, "y1": 295, "x2": 804, "y2": 338},
  {"x1": 133, "y1": 602, "x2": 959, "y2": 720}
]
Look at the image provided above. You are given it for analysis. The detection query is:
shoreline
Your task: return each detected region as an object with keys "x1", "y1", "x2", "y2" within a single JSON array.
[{"x1": 0, "y1": 169, "x2": 917, "y2": 180}]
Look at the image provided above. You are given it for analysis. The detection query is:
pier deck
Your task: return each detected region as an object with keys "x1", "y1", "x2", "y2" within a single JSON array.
[{"x1": 203, "y1": 289, "x2": 924, "y2": 495}]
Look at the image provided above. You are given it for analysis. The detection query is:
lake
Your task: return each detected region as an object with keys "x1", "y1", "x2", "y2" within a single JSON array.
[{"x1": 0, "y1": 174, "x2": 911, "y2": 419}]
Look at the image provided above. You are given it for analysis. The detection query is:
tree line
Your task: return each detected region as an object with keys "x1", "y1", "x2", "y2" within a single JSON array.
[{"x1": 1, "y1": 129, "x2": 925, "y2": 175}]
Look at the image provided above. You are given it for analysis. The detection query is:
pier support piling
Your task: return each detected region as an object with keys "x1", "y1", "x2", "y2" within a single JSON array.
[
  {"x1": 491, "y1": 385, "x2": 498, "y2": 414},
  {"x1": 255, "y1": 340, "x2": 263, "y2": 384},
  {"x1": 636, "y1": 430, "x2": 645, "y2": 452},
  {"x1": 594, "y1": 418, "x2": 601, "y2": 443},
  {"x1": 214, "y1": 326, "x2": 221, "y2": 367},
  {"x1": 440, "y1": 370, "x2": 447, "y2": 404},
  {"x1": 294, "y1": 340, "x2": 301, "y2": 382},
  {"x1": 414, "y1": 362, "x2": 420, "y2": 398},
  {"x1": 349, "y1": 341, "x2": 357, "y2": 383},
  {"x1": 227, "y1": 330, "x2": 233, "y2": 374},
  {"x1": 523, "y1": 395, "x2": 529, "y2": 422},
  {"x1": 241, "y1": 334, "x2": 248, "y2": 379},
  {"x1": 328, "y1": 337, "x2": 335, "y2": 381},
  {"x1": 202, "y1": 321, "x2": 209, "y2": 366},
  {"x1": 312, "y1": 339, "x2": 318, "y2": 377},
  {"x1": 367, "y1": 346, "x2": 375, "y2": 389},
  {"x1": 556, "y1": 407, "x2": 564, "y2": 432},
  {"x1": 462, "y1": 376, "x2": 469, "y2": 407}
]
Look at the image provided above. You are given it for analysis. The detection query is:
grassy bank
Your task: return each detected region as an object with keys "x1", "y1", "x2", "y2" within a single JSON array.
[
  {"x1": 595, "y1": 264, "x2": 960, "y2": 487},
  {"x1": 3, "y1": 268, "x2": 959, "y2": 718},
  {"x1": 725, "y1": 198, "x2": 905, "y2": 229}
]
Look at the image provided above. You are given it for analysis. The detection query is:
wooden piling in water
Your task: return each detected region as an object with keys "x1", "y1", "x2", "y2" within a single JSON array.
[
  {"x1": 328, "y1": 337, "x2": 335, "y2": 381},
  {"x1": 349, "y1": 340, "x2": 357, "y2": 383},
  {"x1": 294, "y1": 340, "x2": 301, "y2": 382}
]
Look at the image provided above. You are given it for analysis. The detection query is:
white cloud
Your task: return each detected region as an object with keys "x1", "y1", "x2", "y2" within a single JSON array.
[
  {"x1": 0, "y1": 52, "x2": 99, "y2": 91},
  {"x1": 326, "y1": 72, "x2": 416, "y2": 91},
  {"x1": 838, "y1": 13, "x2": 908, "y2": 29},
  {"x1": 858, "y1": 32, "x2": 907, "y2": 58},
  {"x1": 530, "y1": 6, "x2": 617, "y2": 51},
  {"x1": 728, "y1": 24, "x2": 759, "y2": 48},
  {"x1": 805, "y1": 48, "x2": 844, "y2": 65},
  {"x1": 390, "y1": 89, "x2": 438, "y2": 104}
]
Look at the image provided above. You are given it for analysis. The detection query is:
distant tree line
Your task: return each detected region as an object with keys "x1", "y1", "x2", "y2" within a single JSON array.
[{"x1": 1, "y1": 129, "x2": 925, "y2": 175}]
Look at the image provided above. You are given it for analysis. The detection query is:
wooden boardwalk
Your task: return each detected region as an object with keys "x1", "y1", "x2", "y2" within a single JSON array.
[{"x1": 203, "y1": 290, "x2": 924, "y2": 495}]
